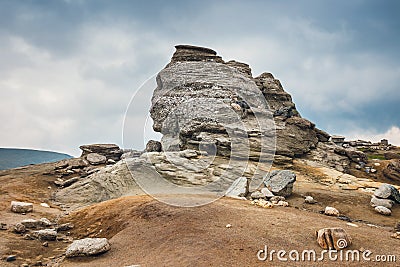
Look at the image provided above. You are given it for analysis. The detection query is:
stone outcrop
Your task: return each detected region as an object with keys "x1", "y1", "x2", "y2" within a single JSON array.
[
  {"x1": 79, "y1": 144, "x2": 122, "y2": 162},
  {"x1": 150, "y1": 44, "x2": 332, "y2": 165},
  {"x1": 383, "y1": 159, "x2": 400, "y2": 182}
]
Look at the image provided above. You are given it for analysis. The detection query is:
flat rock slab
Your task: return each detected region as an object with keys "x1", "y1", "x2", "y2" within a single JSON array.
[
  {"x1": 10, "y1": 201, "x2": 33, "y2": 213},
  {"x1": 66, "y1": 238, "x2": 111, "y2": 257}
]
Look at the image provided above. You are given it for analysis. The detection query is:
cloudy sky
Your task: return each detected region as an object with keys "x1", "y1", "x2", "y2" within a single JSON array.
[{"x1": 1, "y1": 0, "x2": 399, "y2": 156}]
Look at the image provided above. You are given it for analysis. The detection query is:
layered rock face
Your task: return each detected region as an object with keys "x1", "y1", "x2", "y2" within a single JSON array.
[{"x1": 150, "y1": 45, "x2": 328, "y2": 163}]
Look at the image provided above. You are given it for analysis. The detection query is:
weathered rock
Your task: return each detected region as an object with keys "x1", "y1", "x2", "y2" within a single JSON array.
[
  {"x1": 65, "y1": 238, "x2": 111, "y2": 257},
  {"x1": 263, "y1": 170, "x2": 296, "y2": 197},
  {"x1": 315, "y1": 128, "x2": 331, "y2": 142},
  {"x1": 383, "y1": 159, "x2": 400, "y2": 182},
  {"x1": 374, "y1": 206, "x2": 391, "y2": 216},
  {"x1": 225, "y1": 177, "x2": 248, "y2": 198},
  {"x1": 6, "y1": 255, "x2": 16, "y2": 262},
  {"x1": 10, "y1": 201, "x2": 33, "y2": 213},
  {"x1": 275, "y1": 200, "x2": 289, "y2": 207},
  {"x1": 21, "y1": 219, "x2": 40, "y2": 229},
  {"x1": 56, "y1": 223, "x2": 74, "y2": 232},
  {"x1": 32, "y1": 229, "x2": 57, "y2": 241},
  {"x1": 261, "y1": 188, "x2": 274, "y2": 198},
  {"x1": 80, "y1": 144, "x2": 122, "y2": 161},
  {"x1": 305, "y1": 142, "x2": 351, "y2": 173},
  {"x1": 55, "y1": 177, "x2": 80, "y2": 188},
  {"x1": 324, "y1": 206, "x2": 340, "y2": 216},
  {"x1": 179, "y1": 149, "x2": 198, "y2": 159},
  {"x1": 146, "y1": 140, "x2": 162, "y2": 152},
  {"x1": 316, "y1": 228, "x2": 352, "y2": 250},
  {"x1": 370, "y1": 196, "x2": 394, "y2": 209},
  {"x1": 273, "y1": 155, "x2": 293, "y2": 167},
  {"x1": 269, "y1": 196, "x2": 286, "y2": 203},
  {"x1": 384, "y1": 152, "x2": 400, "y2": 160},
  {"x1": 334, "y1": 147, "x2": 368, "y2": 164},
  {"x1": 86, "y1": 153, "x2": 107, "y2": 165},
  {"x1": 374, "y1": 184, "x2": 400, "y2": 203},
  {"x1": 0, "y1": 222, "x2": 7, "y2": 230},
  {"x1": 13, "y1": 223, "x2": 26, "y2": 234},
  {"x1": 250, "y1": 191, "x2": 265, "y2": 199},
  {"x1": 305, "y1": 196, "x2": 317, "y2": 204},
  {"x1": 167, "y1": 45, "x2": 224, "y2": 67},
  {"x1": 54, "y1": 160, "x2": 143, "y2": 206},
  {"x1": 395, "y1": 222, "x2": 400, "y2": 232}
]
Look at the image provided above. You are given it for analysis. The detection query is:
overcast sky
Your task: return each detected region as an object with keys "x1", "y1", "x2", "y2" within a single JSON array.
[{"x1": 1, "y1": 0, "x2": 399, "y2": 156}]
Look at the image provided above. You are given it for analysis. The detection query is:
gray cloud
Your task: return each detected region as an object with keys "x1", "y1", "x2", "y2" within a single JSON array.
[{"x1": 1, "y1": 0, "x2": 399, "y2": 156}]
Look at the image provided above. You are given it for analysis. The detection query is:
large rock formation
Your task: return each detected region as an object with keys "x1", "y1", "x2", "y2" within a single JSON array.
[{"x1": 150, "y1": 45, "x2": 333, "y2": 164}]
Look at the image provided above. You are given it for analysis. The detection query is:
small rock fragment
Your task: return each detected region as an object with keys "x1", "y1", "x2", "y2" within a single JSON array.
[
  {"x1": 261, "y1": 188, "x2": 274, "y2": 198},
  {"x1": 0, "y1": 222, "x2": 7, "y2": 230},
  {"x1": 10, "y1": 201, "x2": 33, "y2": 213},
  {"x1": 324, "y1": 206, "x2": 340, "y2": 216},
  {"x1": 13, "y1": 223, "x2": 26, "y2": 233},
  {"x1": 56, "y1": 223, "x2": 74, "y2": 232},
  {"x1": 6, "y1": 255, "x2": 16, "y2": 262},
  {"x1": 225, "y1": 224, "x2": 232, "y2": 228},
  {"x1": 250, "y1": 191, "x2": 265, "y2": 199},
  {"x1": 33, "y1": 229, "x2": 57, "y2": 241},
  {"x1": 374, "y1": 206, "x2": 391, "y2": 216},
  {"x1": 391, "y1": 232, "x2": 400, "y2": 239},
  {"x1": 305, "y1": 196, "x2": 317, "y2": 204},
  {"x1": 40, "y1": 203, "x2": 50, "y2": 208}
]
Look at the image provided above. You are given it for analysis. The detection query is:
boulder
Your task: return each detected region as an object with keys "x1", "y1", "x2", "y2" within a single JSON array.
[
  {"x1": 374, "y1": 184, "x2": 400, "y2": 203},
  {"x1": 65, "y1": 238, "x2": 111, "y2": 257},
  {"x1": 10, "y1": 201, "x2": 33, "y2": 213},
  {"x1": 79, "y1": 144, "x2": 122, "y2": 161},
  {"x1": 370, "y1": 196, "x2": 394, "y2": 209},
  {"x1": 374, "y1": 206, "x2": 391, "y2": 216},
  {"x1": 225, "y1": 177, "x2": 248, "y2": 198},
  {"x1": 263, "y1": 170, "x2": 296, "y2": 197},
  {"x1": 146, "y1": 140, "x2": 162, "y2": 152},
  {"x1": 86, "y1": 153, "x2": 107, "y2": 165},
  {"x1": 316, "y1": 228, "x2": 352, "y2": 250},
  {"x1": 324, "y1": 206, "x2": 340, "y2": 216}
]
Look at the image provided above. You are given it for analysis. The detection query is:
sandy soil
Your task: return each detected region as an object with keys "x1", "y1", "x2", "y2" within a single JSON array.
[{"x1": 0, "y1": 161, "x2": 399, "y2": 266}]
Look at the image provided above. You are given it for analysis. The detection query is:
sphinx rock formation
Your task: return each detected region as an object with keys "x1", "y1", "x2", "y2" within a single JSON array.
[{"x1": 150, "y1": 45, "x2": 331, "y2": 166}]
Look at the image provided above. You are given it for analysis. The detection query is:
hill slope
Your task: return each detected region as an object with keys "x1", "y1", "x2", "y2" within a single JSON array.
[{"x1": 0, "y1": 148, "x2": 72, "y2": 170}]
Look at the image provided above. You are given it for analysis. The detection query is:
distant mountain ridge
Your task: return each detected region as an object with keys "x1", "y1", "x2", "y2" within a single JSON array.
[{"x1": 0, "y1": 148, "x2": 72, "y2": 171}]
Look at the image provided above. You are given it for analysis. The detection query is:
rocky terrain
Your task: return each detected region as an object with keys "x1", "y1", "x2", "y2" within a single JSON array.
[{"x1": 1, "y1": 45, "x2": 400, "y2": 266}]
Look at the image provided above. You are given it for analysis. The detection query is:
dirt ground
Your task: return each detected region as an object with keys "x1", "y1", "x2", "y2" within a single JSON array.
[{"x1": 0, "y1": 161, "x2": 399, "y2": 266}]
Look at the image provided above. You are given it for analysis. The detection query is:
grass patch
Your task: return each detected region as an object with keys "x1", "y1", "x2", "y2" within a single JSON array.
[{"x1": 367, "y1": 154, "x2": 385, "y2": 160}]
